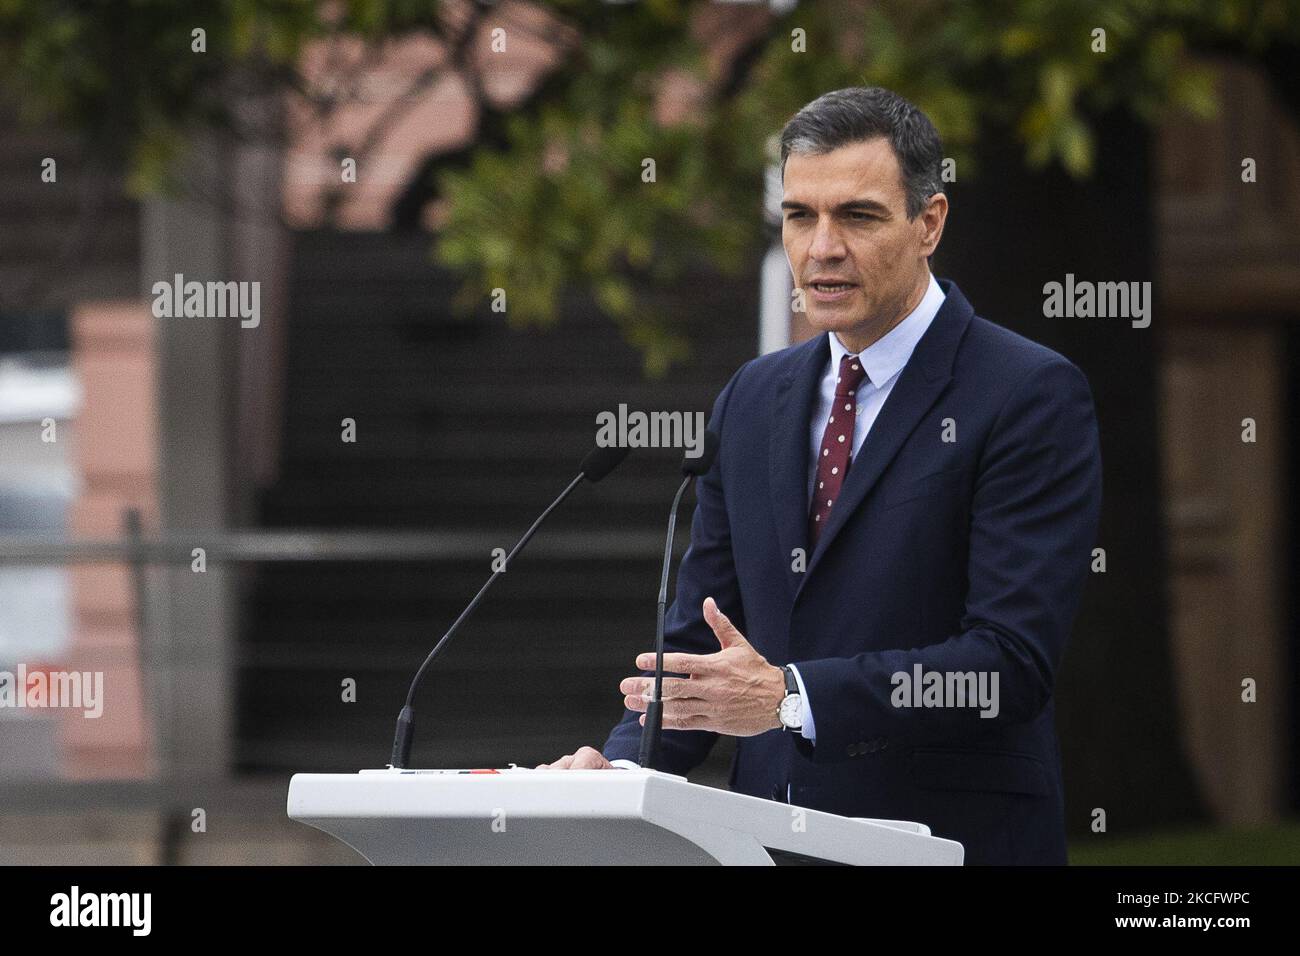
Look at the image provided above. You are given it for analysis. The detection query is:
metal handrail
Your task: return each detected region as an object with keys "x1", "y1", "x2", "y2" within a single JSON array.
[{"x1": 0, "y1": 528, "x2": 671, "y2": 565}]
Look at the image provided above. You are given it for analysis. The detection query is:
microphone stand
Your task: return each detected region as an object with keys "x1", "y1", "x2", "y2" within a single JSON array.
[
  {"x1": 637, "y1": 472, "x2": 695, "y2": 770},
  {"x1": 389, "y1": 473, "x2": 584, "y2": 769}
]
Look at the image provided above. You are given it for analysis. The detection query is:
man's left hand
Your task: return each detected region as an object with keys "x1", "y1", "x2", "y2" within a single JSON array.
[{"x1": 620, "y1": 596, "x2": 786, "y2": 737}]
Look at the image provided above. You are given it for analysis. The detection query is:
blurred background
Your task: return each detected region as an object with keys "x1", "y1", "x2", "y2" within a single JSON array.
[{"x1": 0, "y1": 0, "x2": 1297, "y2": 865}]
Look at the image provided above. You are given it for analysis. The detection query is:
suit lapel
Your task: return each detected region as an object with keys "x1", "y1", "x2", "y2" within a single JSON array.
[
  {"x1": 798, "y1": 280, "x2": 975, "y2": 591},
  {"x1": 768, "y1": 334, "x2": 828, "y2": 595}
]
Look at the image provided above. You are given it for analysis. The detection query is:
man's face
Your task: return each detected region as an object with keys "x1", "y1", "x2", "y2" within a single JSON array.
[{"x1": 781, "y1": 137, "x2": 946, "y2": 349}]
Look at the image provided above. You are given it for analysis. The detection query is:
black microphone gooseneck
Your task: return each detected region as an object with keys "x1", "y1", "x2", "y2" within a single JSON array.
[
  {"x1": 389, "y1": 443, "x2": 631, "y2": 769},
  {"x1": 638, "y1": 430, "x2": 719, "y2": 770}
]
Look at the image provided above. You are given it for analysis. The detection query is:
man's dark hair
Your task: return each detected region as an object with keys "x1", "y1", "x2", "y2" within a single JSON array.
[{"x1": 779, "y1": 87, "x2": 944, "y2": 220}]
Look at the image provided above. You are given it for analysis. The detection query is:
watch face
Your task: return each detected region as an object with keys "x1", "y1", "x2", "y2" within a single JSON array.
[{"x1": 779, "y1": 694, "x2": 802, "y2": 728}]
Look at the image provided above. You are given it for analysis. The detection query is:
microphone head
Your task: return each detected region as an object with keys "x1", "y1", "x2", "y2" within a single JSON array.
[
  {"x1": 681, "y1": 430, "x2": 719, "y2": 477},
  {"x1": 579, "y1": 444, "x2": 631, "y2": 483}
]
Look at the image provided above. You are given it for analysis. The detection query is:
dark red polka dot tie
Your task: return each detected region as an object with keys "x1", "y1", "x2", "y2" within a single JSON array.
[{"x1": 809, "y1": 353, "x2": 869, "y2": 547}]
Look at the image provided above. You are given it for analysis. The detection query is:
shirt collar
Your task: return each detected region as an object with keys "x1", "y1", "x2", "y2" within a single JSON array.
[{"x1": 827, "y1": 272, "x2": 945, "y2": 388}]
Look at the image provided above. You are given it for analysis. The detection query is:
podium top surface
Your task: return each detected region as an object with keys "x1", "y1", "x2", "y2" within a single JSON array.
[{"x1": 287, "y1": 768, "x2": 964, "y2": 866}]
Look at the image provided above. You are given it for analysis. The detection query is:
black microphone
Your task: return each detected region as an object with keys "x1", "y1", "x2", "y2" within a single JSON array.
[
  {"x1": 638, "y1": 430, "x2": 720, "y2": 770},
  {"x1": 389, "y1": 442, "x2": 631, "y2": 769}
]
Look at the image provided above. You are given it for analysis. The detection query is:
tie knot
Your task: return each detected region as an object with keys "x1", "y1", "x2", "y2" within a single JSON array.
[{"x1": 835, "y1": 353, "x2": 868, "y2": 396}]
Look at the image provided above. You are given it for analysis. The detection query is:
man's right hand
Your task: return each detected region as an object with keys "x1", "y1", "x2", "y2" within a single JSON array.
[{"x1": 536, "y1": 746, "x2": 614, "y2": 770}]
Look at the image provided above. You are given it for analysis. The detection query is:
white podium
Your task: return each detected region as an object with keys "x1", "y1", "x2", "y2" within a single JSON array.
[{"x1": 287, "y1": 768, "x2": 964, "y2": 865}]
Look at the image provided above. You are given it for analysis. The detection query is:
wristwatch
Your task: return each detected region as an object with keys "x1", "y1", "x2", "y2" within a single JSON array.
[{"x1": 777, "y1": 665, "x2": 802, "y2": 732}]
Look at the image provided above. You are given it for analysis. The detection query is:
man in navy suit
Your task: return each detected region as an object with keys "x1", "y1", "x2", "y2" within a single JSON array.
[{"x1": 540, "y1": 87, "x2": 1102, "y2": 865}]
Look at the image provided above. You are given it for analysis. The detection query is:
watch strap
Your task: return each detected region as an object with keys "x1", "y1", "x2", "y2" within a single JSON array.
[{"x1": 782, "y1": 665, "x2": 799, "y2": 696}]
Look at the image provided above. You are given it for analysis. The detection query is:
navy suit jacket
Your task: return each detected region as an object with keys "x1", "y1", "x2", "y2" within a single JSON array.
[{"x1": 603, "y1": 279, "x2": 1102, "y2": 865}]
